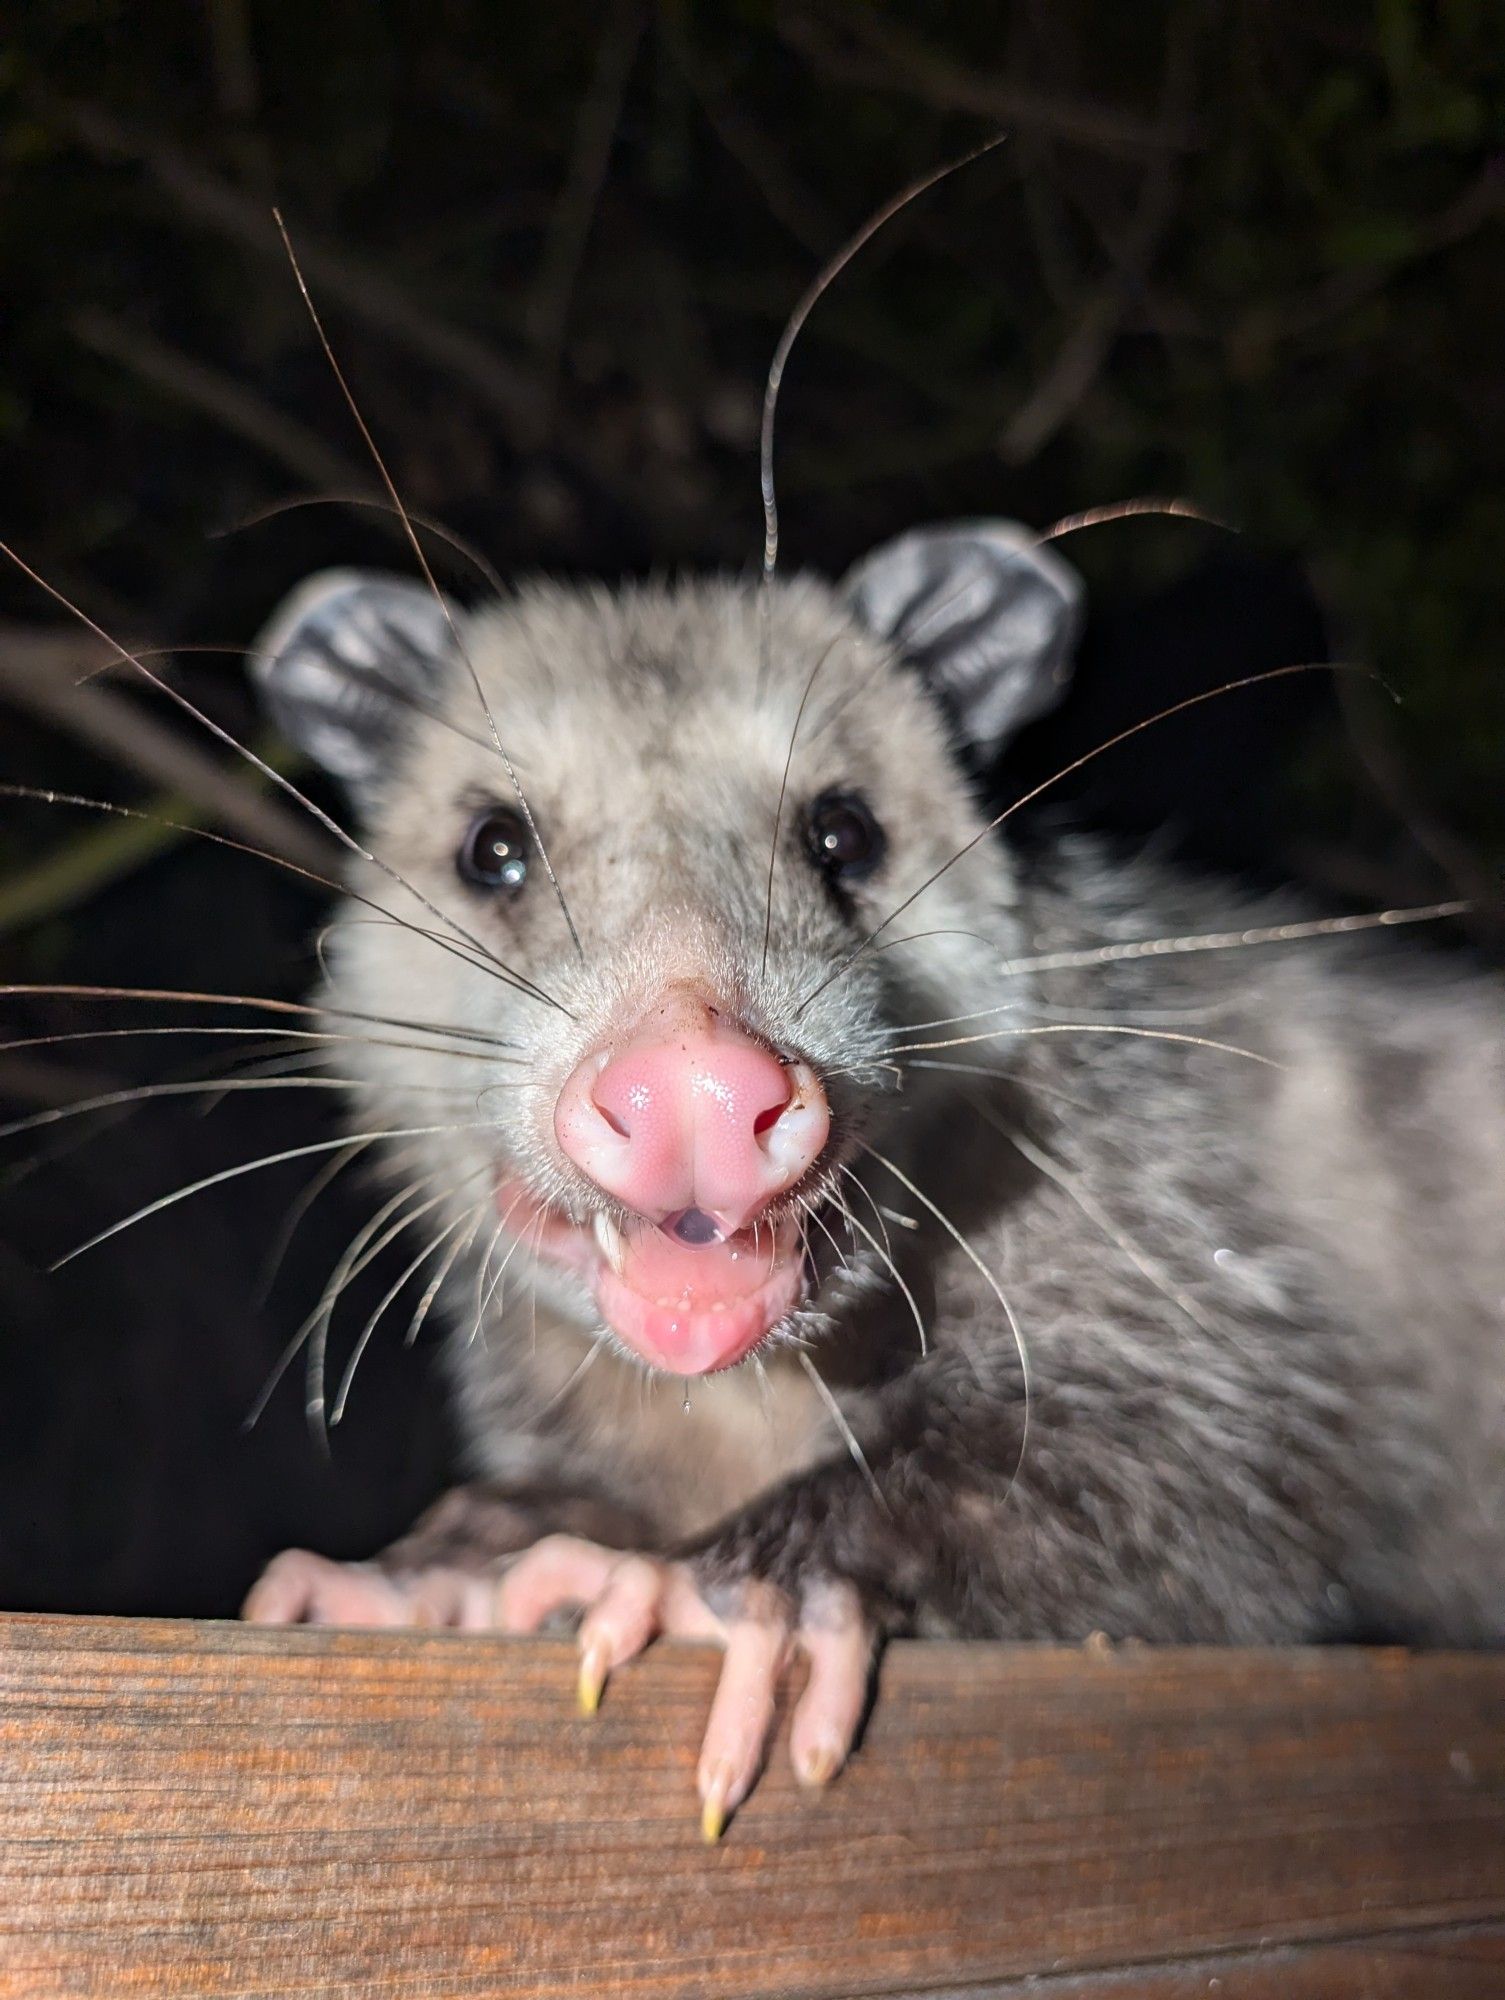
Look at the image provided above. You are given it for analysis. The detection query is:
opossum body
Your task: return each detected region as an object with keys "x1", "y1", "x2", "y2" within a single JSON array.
[{"x1": 242, "y1": 526, "x2": 1504, "y2": 1831}]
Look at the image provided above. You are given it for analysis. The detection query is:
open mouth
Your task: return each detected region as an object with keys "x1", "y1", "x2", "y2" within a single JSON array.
[{"x1": 495, "y1": 1177, "x2": 807, "y2": 1375}]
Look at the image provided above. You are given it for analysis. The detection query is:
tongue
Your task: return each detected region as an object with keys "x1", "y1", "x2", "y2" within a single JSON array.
[{"x1": 594, "y1": 1219, "x2": 803, "y2": 1375}]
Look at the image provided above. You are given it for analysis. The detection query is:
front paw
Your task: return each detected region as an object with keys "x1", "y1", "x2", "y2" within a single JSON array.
[
  {"x1": 494, "y1": 1534, "x2": 878, "y2": 1839},
  {"x1": 243, "y1": 1547, "x2": 503, "y2": 1629}
]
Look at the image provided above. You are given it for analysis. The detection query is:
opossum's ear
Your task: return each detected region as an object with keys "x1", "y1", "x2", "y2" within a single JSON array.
[
  {"x1": 248, "y1": 569, "x2": 458, "y2": 793},
  {"x1": 843, "y1": 522, "x2": 1083, "y2": 759}
]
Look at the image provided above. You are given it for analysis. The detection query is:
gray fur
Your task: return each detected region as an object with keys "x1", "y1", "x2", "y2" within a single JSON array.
[{"x1": 253, "y1": 537, "x2": 1504, "y2": 1648}]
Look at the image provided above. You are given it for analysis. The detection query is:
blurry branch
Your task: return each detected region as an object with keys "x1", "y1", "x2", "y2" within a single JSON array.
[
  {"x1": 998, "y1": 255, "x2": 1143, "y2": 465},
  {"x1": 68, "y1": 309, "x2": 369, "y2": 495},
  {"x1": 662, "y1": 21, "x2": 838, "y2": 252},
  {"x1": 1226, "y1": 158, "x2": 1505, "y2": 364},
  {"x1": 999, "y1": 27, "x2": 1193, "y2": 463},
  {"x1": 0, "y1": 787, "x2": 210, "y2": 938},
  {"x1": 687, "y1": 267, "x2": 990, "y2": 418},
  {"x1": 207, "y1": 0, "x2": 260, "y2": 123},
  {"x1": 46, "y1": 97, "x2": 539, "y2": 435},
  {"x1": 1133, "y1": 159, "x2": 1505, "y2": 360},
  {"x1": 780, "y1": 7, "x2": 1200, "y2": 158},
  {"x1": 779, "y1": 402, "x2": 1018, "y2": 495},
  {"x1": 1015, "y1": 136, "x2": 1086, "y2": 311},
  {"x1": 45, "y1": 95, "x2": 708, "y2": 542},
  {"x1": 525, "y1": 0, "x2": 643, "y2": 435},
  {"x1": 1331, "y1": 661, "x2": 1505, "y2": 936},
  {"x1": 205, "y1": 0, "x2": 276, "y2": 196},
  {"x1": 0, "y1": 626, "x2": 336, "y2": 876}
]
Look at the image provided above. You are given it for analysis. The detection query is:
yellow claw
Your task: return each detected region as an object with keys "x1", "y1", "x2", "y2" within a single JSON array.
[
  {"x1": 576, "y1": 1638, "x2": 608, "y2": 1716},
  {"x1": 699, "y1": 1762, "x2": 734, "y2": 1844}
]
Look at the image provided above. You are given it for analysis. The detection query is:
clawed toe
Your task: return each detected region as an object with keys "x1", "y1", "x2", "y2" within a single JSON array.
[
  {"x1": 246, "y1": 1536, "x2": 875, "y2": 1838},
  {"x1": 242, "y1": 1548, "x2": 498, "y2": 1629}
]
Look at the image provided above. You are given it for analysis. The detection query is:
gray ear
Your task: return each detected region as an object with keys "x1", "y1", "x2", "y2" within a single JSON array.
[
  {"x1": 843, "y1": 521, "x2": 1083, "y2": 759},
  {"x1": 248, "y1": 569, "x2": 459, "y2": 791}
]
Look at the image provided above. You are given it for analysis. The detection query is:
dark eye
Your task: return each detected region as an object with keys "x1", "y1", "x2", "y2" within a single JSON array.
[
  {"x1": 458, "y1": 807, "x2": 530, "y2": 894},
  {"x1": 803, "y1": 789, "x2": 885, "y2": 884}
]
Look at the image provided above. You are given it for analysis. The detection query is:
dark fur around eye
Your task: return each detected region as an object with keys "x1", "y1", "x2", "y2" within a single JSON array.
[
  {"x1": 458, "y1": 807, "x2": 531, "y2": 894},
  {"x1": 803, "y1": 789, "x2": 886, "y2": 884}
]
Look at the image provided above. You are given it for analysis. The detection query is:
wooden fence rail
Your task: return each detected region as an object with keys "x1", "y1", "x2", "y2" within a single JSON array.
[{"x1": 0, "y1": 1615, "x2": 1502, "y2": 1997}]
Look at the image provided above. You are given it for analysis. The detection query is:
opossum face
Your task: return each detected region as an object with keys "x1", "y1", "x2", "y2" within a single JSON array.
[{"x1": 253, "y1": 524, "x2": 1080, "y2": 1375}]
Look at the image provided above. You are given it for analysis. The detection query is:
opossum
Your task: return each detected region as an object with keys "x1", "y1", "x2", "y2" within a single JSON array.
[{"x1": 236, "y1": 520, "x2": 1505, "y2": 1838}]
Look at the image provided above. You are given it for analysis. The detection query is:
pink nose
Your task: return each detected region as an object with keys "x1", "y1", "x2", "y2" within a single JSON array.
[{"x1": 554, "y1": 990, "x2": 830, "y2": 1234}]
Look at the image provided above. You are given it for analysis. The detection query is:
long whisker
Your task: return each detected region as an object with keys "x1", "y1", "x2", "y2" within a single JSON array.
[
  {"x1": 869, "y1": 926, "x2": 999, "y2": 960},
  {"x1": 272, "y1": 210, "x2": 585, "y2": 966},
  {"x1": 796, "y1": 662, "x2": 1395, "y2": 1017},
  {"x1": 407, "y1": 1208, "x2": 484, "y2": 1347},
  {"x1": 836, "y1": 1172, "x2": 928, "y2": 1359},
  {"x1": 860, "y1": 1142, "x2": 1030, "y2": 1496},
  {"x1": 529, "y1": 1331, "x2": 608, "y2": 1427},
  {"x1": 247, "y1": 1170, "x2": 431, "y2": 1430},
  {"x1": 761, "y1": 634, "x2": 847, "y2": 976},
  {"x1": 74, "y1": 640, "x2": 498, "y2": 756},
  {"x1": 472, "y1": 1183, "x2": 537, "y2": 1348},
  {"x1": 221, "y1": 1045, "x2": 339, "y2": 1085},
  {"x1": 837, "y1": 1163, "x2": 893, "y2": 1266},
  {"x1": 51, "y1": 1121, "x2": 491, "y2": 1270},
  {"x1": 876, "y1": 1022, "x2": 1282, "y2": 1067},
  {"x1": 524, "y1": 1207, "x2": 548, "y2": 1363},
  {"x1": 751, "y1": 1352, "x2": 774, "y2": 1421},
  {"x1": 0, "y1": 1022, "x2": 418, "y2": 1061},
  {"x1": 330, "y1": 1177, "x2": 491, "y2": 1425},
  {"x1": 473, "y1": 1202, "x2": 538, "y2": 1341},
  {"x1": 993, "y1": 1117, "x2": 1225, "y2": 1342},
  {"x1": 800, "y1": 1192, "x2": 857, "y2": 1286},
  {"x1": 887, "y1": 988, "x2": 1242, "y2": 1040},
  {"x1": 0, "y1": 544, "x2": 566, "y2": 1011},
  {"x1": 0, "y1": 1030, "x2": 305, "y2": 1192},
  {"x1": 305, "y1": 1175, "x2": 448, "y2": 1437},
  {"x1": 470, "y1": 1218, "x2": 509, "y2": 1351},
  {"x1": 0, "y1": 1024, "x2": 518, "y2": 1078},
  {"x1": 831, "y1": 1182, "x2": 866, "y2": 1260},
  {"x1": 1038, "y1": 496, "x2": 1232, "y2": 543},
  {"x1": 0, "y1": 1072, "x2": 480, "y2": 1143},
  {"x1": 795, "y1": 1350, "x2": 887, "y2": 1515},
  {"x1": 992, "y1": 898, "x2": 1473, "y2": 979},
  {"x1": 210, "y1": 492, "x2": 511, "y2": 602},
  {"x1": 0, "y1": 981, "x2": 520, "y2": 1053},
  {"x1": 754, "y1": 134, "x2": 1008, "y2": 704},
  {"x1": 252, "y1": 1136, "x2": 374, "y2": 1310},
  {"x1": 895, "y1": 1058, "x2": 1061, "y2": 1094},
  {"x1": 309, "y1": 907, "x2": 540, "y2": 1001},
  {"x1": 881, "y1": 996, "x2": 1027, "y2": 1036},
  {"x1": 0, "y1": 780, "x2": 559, "y2": 1014},
  {"x1": 330, "y1": 1214, "x2": 462, "y2": 1426}
]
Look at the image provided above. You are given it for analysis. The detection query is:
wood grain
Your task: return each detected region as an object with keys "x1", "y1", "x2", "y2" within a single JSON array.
[{"x1": 0, "y1": 1616, "x2": 1501, "y2": 1998}]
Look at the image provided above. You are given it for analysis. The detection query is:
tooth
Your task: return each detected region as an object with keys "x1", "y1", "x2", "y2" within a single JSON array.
[{"x1": 592, "y1": 1211, "x2": 625, "y2": 1273}]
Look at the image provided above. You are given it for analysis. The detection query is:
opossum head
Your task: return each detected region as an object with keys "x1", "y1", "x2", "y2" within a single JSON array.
[{"x1": 251, "y1": 523, "x2": 1081, "y2": 1376}]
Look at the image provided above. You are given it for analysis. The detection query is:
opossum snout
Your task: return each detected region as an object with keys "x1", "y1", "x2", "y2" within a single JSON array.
[{"x1": 553, "y1": 985, "x2": 830, "y2": 1236}]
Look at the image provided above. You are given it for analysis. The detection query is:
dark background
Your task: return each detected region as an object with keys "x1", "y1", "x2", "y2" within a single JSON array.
[{"x1": 0, "y1": 2, "x2": 1500, "y2": 1616}]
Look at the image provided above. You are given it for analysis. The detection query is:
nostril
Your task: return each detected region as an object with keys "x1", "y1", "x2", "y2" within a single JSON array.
[
  {"x1": 753, "y1": 1099, "x2": 788, "y2": 1138},
  {"x1": 593, "y1": 1101, "x2": 630, "y2": 1139},
  {"x1": 560, "y1": 1010, "x2": 829, "y2": 1230}
]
